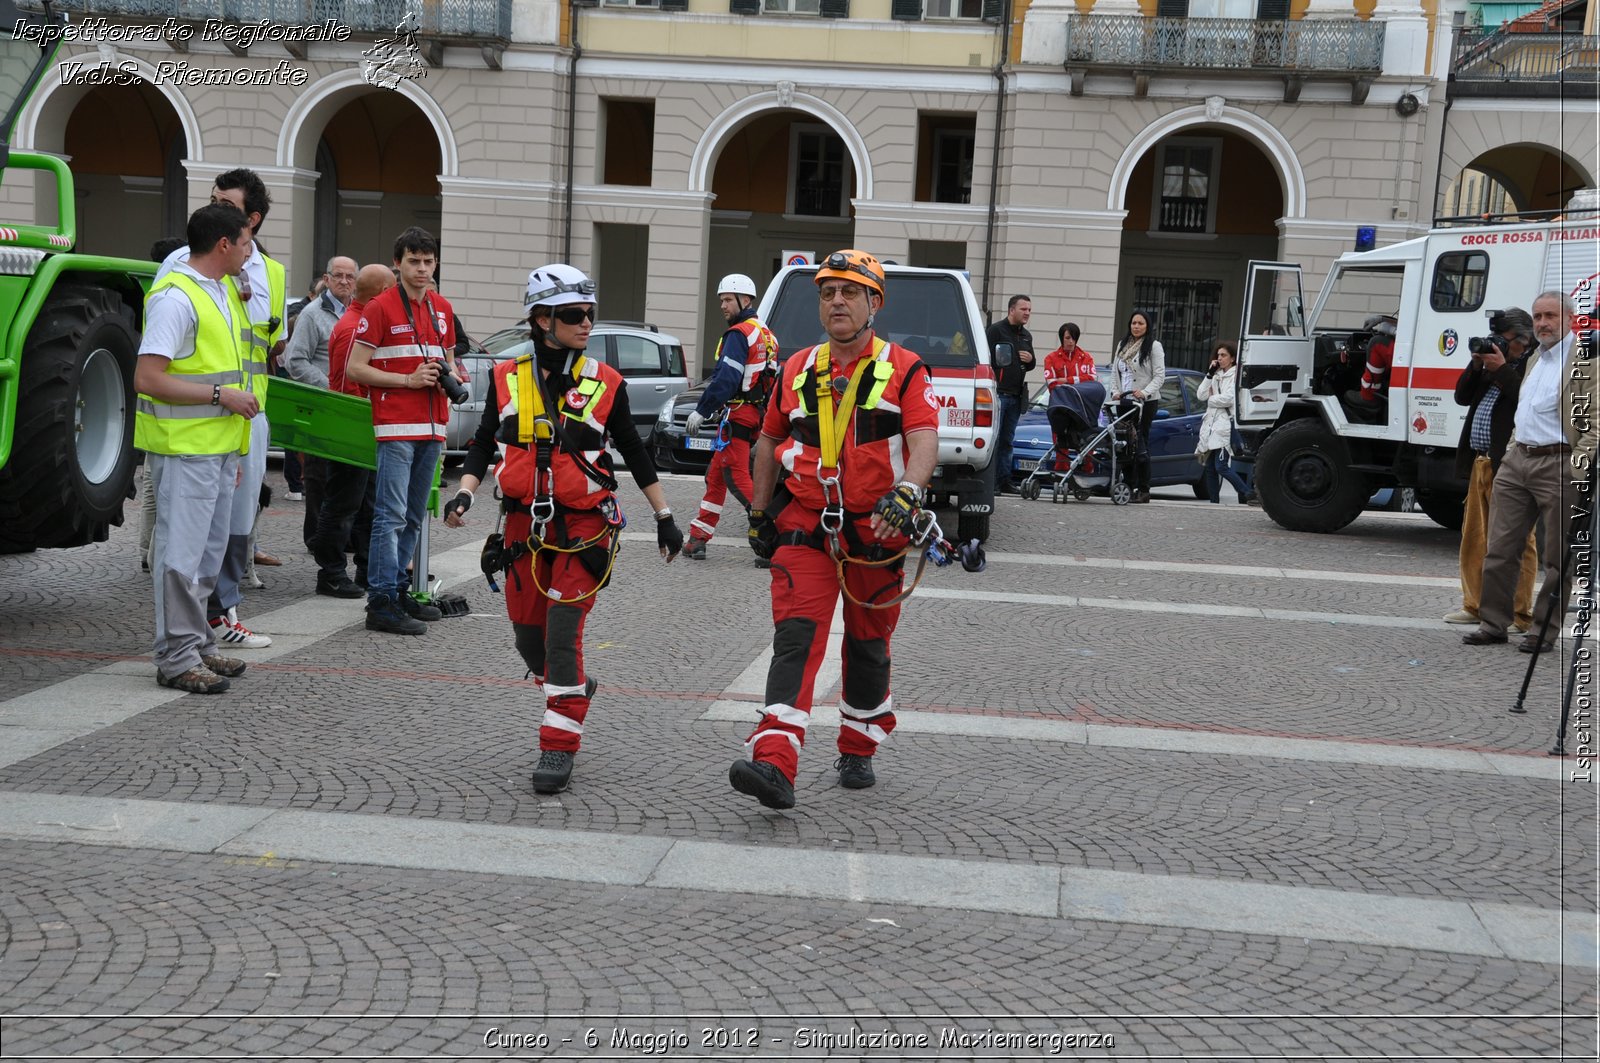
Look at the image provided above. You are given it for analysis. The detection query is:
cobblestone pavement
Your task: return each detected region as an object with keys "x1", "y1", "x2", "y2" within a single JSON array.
[{"x1": 0, "y1": 467, "x2": 1595, "y2": 1060}]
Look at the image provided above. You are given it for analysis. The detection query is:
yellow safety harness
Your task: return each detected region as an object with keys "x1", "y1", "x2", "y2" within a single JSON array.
[
  {"x1": 804, "y1": 339, "x2": 944, "y2": 611},
  {"x1": 512, "y1": 354, "x2": 622, "y2": 604}
]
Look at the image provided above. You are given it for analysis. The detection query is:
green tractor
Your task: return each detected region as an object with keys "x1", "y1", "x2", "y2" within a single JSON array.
[{"x1": 0, "y1": 3, "x2": 158, "y2": 552}]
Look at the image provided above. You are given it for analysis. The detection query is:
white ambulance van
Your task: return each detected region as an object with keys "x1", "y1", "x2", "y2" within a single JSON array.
[{"x1": 1238, "y1": 191, "x2": 1599, "y2": 533}]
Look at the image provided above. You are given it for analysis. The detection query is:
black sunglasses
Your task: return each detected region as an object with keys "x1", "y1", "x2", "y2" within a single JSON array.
[{"x1": 552, "y1": 306, "x2": 595, "y2": 325}]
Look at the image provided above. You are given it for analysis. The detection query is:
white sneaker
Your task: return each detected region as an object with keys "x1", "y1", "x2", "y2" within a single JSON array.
[
  {"x1": 1442, "y1": 610, "x2": 1478, "y2": 624},
  {"x1": 211, "y1": 608, "x2": 272, "y2": 648},
  {"x1": 285, "y1": 491, "x2": 304, "y2": 502}
]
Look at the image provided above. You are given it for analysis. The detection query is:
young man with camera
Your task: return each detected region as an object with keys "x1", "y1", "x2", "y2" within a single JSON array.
[
  {"x1": 1444, "y1": 307, "x2": 1538, "y2": 633},
  {"x1": 345, "y1": 227, "x2": 467, "y2": 635}
]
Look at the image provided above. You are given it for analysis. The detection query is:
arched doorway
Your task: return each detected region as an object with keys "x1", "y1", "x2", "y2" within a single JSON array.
[
  {"x1": 310, "y1": 92, "x2": 442, "y2": 276},
  {"x1": 1116, "y1": 126, "x2": 1285, "y2": 370},
  {"x1": 699, "y1": 109, "x2": 857, "y2": 374},
  {"x1": 1442, "y1": 143, "x2": 1591, "y2": 217},
  {"x1": 59, "y1": 82, "x2": 187, "y2": 259}
]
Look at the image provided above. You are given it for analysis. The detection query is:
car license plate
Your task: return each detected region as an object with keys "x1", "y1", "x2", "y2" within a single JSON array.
[
  {"x1": 1016, "y1": 459, "x2": 1038, "y2": 471},
  {"x1": 685, "y1": 437, "x2": 715, "y2": 452}
]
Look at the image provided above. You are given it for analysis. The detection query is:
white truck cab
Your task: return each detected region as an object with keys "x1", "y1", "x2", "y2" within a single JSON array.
[
  {"x1": 1239, "y1": 192, "x2": 1599, "y2": 533},
  {"x1": 758, "y1": 263, "x2": 1003, "y2": 542}
]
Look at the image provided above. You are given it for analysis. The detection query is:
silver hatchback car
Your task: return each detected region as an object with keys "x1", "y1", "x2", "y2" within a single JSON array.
[{"x1": 445, "y1": 321, "x2": 690, "y2": 458}]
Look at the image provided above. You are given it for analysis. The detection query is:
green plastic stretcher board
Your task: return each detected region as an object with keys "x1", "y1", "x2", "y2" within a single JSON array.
[{"x1": 265, "y1": 375, "x2": 441, "y2": 513}]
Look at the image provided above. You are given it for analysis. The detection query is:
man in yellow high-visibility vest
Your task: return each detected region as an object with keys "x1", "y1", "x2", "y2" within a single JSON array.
[
  {"x1": 156, "y1": 168, "x2": 286, "y2": 651},
  {"x1": 135, "y1": 203, "x2": 259, "y2": 694}
]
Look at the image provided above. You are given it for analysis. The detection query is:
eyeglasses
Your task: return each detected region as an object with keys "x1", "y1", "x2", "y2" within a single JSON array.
[
  {"x1": 818, "y1": 284, "x2": 868, "y2": 303},
  {"x1": 552, "y1": 306, "x2": 595, "y2": 325}
]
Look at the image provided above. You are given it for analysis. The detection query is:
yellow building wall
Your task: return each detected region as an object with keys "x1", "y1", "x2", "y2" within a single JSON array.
[{"x1": 582, "y1": 8, "x2": 999, "y2": 66}]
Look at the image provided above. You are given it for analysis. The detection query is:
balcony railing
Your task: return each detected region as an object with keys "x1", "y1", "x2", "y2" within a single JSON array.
[
  {"x1": 1158, "y1": 195, "x2": 1208, "y2": 233},
  {"x1": 1451, "y1": 30, "x2": 1600, "y2": 96},
  {"x1": 1064, "y1": 14, "x2": 1384, "y2": 73},
  {"x1": 31, "y1": 0, "x2": 512, "y2": 41}
]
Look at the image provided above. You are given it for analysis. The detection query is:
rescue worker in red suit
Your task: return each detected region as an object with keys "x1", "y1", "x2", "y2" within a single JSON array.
[
  {"x1": 443, "y1": 264, "x2": 685, "y2": 794},
  {"x1": 730, "y1": 249, "x2": 940, "y2": 810},
  {"x1": 682, "y1": 273, "x2": 779, "y2": 562},
  {"x1": 1344, "y1": 313, "x2": 1398, "y2": 415}
]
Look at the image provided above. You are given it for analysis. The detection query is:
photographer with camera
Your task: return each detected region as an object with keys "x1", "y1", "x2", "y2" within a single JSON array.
[
  {"x1": 1464, "y1": 292, "x2": 1597, "y2": 653},
  {"x1": 345, "y1": 227, "x2": 467, "y2": 636},
  {"x1": 1445, "y1": 307, "x2": 1538, "y2": 633}
]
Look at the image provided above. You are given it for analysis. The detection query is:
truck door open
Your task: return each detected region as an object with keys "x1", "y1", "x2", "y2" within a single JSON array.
[{"x1": 1236, "y1": 261, "x2": 1311, "y2": 426}]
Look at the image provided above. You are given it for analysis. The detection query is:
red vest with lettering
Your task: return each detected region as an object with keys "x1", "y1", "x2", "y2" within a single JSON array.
[
  {"x1": 492, "y1": 354, "x2": 622, "y2": 510},
  {"x1": 356, "y1": 285, "x2": 455, "y2": 441},
  {"x1": 721, "y1": 316, "x2": 780, "y2": 428}
]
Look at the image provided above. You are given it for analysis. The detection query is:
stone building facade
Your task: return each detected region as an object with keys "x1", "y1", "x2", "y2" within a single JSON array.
[{"x1": 6, "y1": 0, "x2": 1592, "y2": 372}]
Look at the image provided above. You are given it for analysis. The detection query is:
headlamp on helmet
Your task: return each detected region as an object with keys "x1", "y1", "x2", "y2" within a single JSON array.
[
  {"x1": 525, "y1": 263, "x2": 598, "y2": 310},
  {"x1": 814, "y1": 249, "x2": 886, "y2": 307}
]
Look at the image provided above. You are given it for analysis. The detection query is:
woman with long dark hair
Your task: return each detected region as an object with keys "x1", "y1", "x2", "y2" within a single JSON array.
[{"x1": 1109, "y1": 310, "x2": 1166, "y2": 503}]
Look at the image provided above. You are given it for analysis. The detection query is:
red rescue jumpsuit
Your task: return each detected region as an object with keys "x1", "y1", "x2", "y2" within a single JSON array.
[
  {"x1": 1358, "y1": 333, "x2": 1395, "y2": 402},
  {"x1": 492, "y1": 355, "x2": 625, "y2": 754},
  {"x1": 745, "y1": 335, "x2": 940, "y2": 783},
  {"x1": 689, "y1": 313, "x2": 779, "y2": 545}
]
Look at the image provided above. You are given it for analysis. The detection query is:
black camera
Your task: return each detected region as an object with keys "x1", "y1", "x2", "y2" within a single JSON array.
[
  {"x1": 1468, "y1": 334, "x2": 1509, "y2": 357},
  {"x1": 437, "y1": 365, "x2": 470, "y2": 405},
  {"x1": 1486, "y1": 309, "x2": 1512, "y2": 334}
]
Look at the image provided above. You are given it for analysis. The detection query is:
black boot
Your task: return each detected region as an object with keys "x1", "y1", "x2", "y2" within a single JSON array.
[
  {"x1": 530, "y1": 749, "x2": 575, "y2": 794},
  {"x1": 835, "y1": 753, "x2": 876, "y2": 789},
  {"x1": 728, "y1": 759, "x2": 795, "y2": 809}
]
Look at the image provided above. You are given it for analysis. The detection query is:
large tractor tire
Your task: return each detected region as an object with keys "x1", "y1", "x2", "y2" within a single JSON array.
[
  {"x1": 0, "y1": 286, "x2": 139, "y2": 552},
  {"x1": 1416, "y1": 488, "x2": 1466, "y2": 531},
  {"x1": 1253, "y1": 418, "x2": 1369, "y2": 534}
]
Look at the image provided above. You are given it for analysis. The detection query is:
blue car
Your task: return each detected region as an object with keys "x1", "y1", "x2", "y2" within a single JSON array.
[{"x1": 1008, "y1": 368, "x2": 1215, "y2": 497}]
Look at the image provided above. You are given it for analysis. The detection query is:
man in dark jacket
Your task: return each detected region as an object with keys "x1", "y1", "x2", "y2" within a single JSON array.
[
  {"x1": 986, "y1": 294, "x2": 1034, "y2": 494},
  {"x1": 1444, "y1": 307, "x2": 1537, "y2": 632}
]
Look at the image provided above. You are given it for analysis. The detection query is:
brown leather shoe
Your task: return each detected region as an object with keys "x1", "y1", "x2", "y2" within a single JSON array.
[
  {"x1": 1461, "y1": 630, "x2": 1508, "y2": 646},
  {"x1": 253, "y1": 551, "x2": 282, "y2": 566},
  {"x1": 1518, "y1": 636, "x2": 1556, "y2": 654}
]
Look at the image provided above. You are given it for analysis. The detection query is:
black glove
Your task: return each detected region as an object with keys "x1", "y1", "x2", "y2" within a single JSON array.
[
  {"x1": 748, "y1": 508, "x2": 778, "y2": 560},
  {"x1": 442, "y1": 490, "x2": 473, "y2": 522},
  {"x1": 871, "y1": 485, "x2": 920, "y2": 534},
  {"x1": 657, "y1": 514, "x2": 684, "y2": 559}
]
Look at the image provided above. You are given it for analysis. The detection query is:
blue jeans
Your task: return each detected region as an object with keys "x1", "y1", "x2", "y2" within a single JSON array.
[
  {"x1": 1202, "y1": 449, "x2": 1251, "y2": 503},
  {"x1": 368, "y1": 438, "x2": 441, "y2": 605},
  {"x1": 995, "y1": 393, "x2": 1024, "y2": 487}
]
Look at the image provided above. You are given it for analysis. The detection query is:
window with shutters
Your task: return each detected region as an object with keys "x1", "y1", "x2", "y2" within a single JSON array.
[
  {"x1": 763, "y1": 0, "x2": 821, "y2": 12},
  {"x1": 601, "y1": 0, "x2": 660, "y2": 7},
  {"x1": 925, "y1": 0, "x2": 983, "y2": 18},
  {"x1": 1152, "y1": 138, "x2": 1219, "y2": 234},
  {"x1": 789, "y1": 126, "x2": 851, "y2": 217}
]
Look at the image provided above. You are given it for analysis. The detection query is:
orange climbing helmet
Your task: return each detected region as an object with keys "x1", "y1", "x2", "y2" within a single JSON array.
[{"x1": 814, "y1": 249, "x2": 886, "y2": 306}]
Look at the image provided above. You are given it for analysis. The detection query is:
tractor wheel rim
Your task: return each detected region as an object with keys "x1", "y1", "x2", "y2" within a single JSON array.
[{"x1": 75, "y1": 346, "x2": 125, "y2": 486}]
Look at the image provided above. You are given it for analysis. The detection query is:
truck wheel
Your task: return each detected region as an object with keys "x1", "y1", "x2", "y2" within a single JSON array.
[
  {"x1": 0, "y1": 287, "x2": 138, "y2": 552},
  {"x1": 1253, "y1": 419, "x2": 1368, "y2": 533},
  {"x1": 1416, "y1": 489, "x2": 1466, "y2": 531}
]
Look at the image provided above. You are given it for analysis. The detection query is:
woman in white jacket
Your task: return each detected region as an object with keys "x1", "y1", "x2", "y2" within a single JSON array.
[{"x1": 1195, "y1": 342, "x2": 1254, "y2": 504}]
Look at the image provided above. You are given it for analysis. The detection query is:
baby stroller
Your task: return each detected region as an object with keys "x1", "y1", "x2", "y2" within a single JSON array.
[{"x1": 1018, "y1": 381, "x2": 1140, "y2": 506}]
